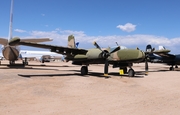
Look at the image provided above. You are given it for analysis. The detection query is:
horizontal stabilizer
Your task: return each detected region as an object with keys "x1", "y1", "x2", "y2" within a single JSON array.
[{"x1": 0, "y1": 38, "x2": 8, "y2": 45}]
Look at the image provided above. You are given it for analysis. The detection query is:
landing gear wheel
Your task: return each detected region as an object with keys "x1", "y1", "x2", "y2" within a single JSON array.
[
  {"x1": 9, "y1": 61, "x2": 15, "y2": 65},
  {"x1": 81, "y1": 66, "x2": 88, "y2": 75},
  {"x1": 23, "y1": 61, "x2": 28, "y2": 65},
  {"x1": 128, "y1": 69, "x2": 135, "y2": 77},
  {"x1": 169, "y1": 67, "x2": 174, "y2": 71},
  {"x1": 23, "y1": 57, "x2": 28, "y2": 65},
  {"x1": 175, "y1": 65, "x2": 178, "y2": 68}
]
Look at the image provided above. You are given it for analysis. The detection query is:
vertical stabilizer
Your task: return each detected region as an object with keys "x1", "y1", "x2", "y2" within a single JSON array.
[
  {"x1": 8, "y1": 0, "x2": 14, "y2": 41},
  {"x1": 68, "y1": 35, "x2": 76, "y2": 48},
  {"x1": 159, "y1": 46, "x2": 166, "y2": 50},
  {"x1": 146, "y1": 44, "x2": 152, "y2": 52}
]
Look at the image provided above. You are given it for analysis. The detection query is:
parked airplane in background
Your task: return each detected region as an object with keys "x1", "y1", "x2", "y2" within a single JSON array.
[
  {"x1": 19, "y1": 50, "x2": 64, "y2": 64},
  {"x1": 10, "y1": 35, "x2": 148, "y2": 77},
  {"x1": 146, "y1": 44, "x2": 180, "y2": 70},
  {"x1": 0, "y1": 0, "x2": 52, "y2": 65}
]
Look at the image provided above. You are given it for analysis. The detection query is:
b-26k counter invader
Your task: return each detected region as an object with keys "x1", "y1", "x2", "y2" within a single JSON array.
[{"x1": 9, "y1": 35, "x2": 149, "y2": 77}]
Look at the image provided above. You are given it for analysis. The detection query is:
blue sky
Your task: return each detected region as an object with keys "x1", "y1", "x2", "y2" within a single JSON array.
[{"x1": 0, "y1": 0, "x2": 180, "y2": 53}]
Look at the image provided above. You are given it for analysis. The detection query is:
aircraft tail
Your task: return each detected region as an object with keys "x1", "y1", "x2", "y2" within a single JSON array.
[
  {"x1": 76, "y1": 42, "x2": 79, "y2": 48},
  {"x1": 8, "y1": 0, "x2": 14, "y2": 42},
  {"x1": 68, "y1": 35, "x2": 76, "y2": 48},
  {"x1": 159, "y1": 46, "x2": 166, "y2": 50},
  {"x1": 146, "y1": 44, "x2": 153, "y2": 52}
]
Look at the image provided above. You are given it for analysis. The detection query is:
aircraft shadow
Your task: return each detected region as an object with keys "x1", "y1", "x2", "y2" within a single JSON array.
[
  {"x1": 27, "y1": 64, "x2": 78, "y2": 68},
  {"x1": 109, "y1": 72, "x2": 144, "y2": 78},
  {"x1": 0, "y1": 65, "x2": 59, "y2": 71},
  {"x1": 18, "y1": 70, "x2": 145, "y2": 78}
]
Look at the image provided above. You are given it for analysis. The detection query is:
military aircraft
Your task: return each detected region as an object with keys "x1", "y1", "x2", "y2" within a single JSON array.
[
  {"x1": 10, "y1": 35, "x2": 149, "y2": 77},
  {"x1": 0, "y1": 0, "x2": 52, "y2": 65},
  {"x1": 146, "y1": 44, "x2": 180, "y2": 70}
]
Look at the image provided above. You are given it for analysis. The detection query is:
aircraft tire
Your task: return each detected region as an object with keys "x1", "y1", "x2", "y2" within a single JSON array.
[
  {"x1": 169, "y1": 67, "x2": 174, "y2": 71},
  {"x1": 23, "y1": 61, "x2": 25, "y2": 65},
  {"x1": 128, "y1": 69, "x2": 135, "y2": 77},
  {"x1": 23, "y1": 61, "x2": 28, "y2": 65},
  {"x1": 81, "y1": 66, "x2": 88, "y2": 75}
]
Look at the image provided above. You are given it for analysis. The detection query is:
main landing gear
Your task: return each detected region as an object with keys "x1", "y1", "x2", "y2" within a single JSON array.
[
  {"x1": 22, "y1": 57, "x2": 28, "y2": 65},
  {"x1": 81, "y1": 66, "x2": 88, "y2": 75},
  {"x1": 9, "y1": 61, "x2": 15, "y2": 65},
  {"x1": 80, "y1": 66, "x2": 136, "y2": 77},
  {"x1": 120, "y1": 67, "x2": 135, "y2": 77},
  {"x1": 128, "y1": 68, "x2": 135, "y2": 77},
  {"x1": 169, "y1": 65, "x2": 178, "y2": 71}
]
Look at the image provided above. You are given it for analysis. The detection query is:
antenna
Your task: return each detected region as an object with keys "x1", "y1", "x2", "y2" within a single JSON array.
[{"x1": 8, "y1": 0, "x2": 14, "y2": 41}]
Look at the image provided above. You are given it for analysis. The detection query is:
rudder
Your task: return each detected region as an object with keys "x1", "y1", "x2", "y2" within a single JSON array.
[{"x1": 68, "y1": 35, "x2": 76, "y2": 48}]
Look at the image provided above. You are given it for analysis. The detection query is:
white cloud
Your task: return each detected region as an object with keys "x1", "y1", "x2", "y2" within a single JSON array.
[
  {"x1": 17, "y1": 28, "x2": 180, "y2": 53},
  {"x1": 14, "y1": 29, "x2": 26, "y2": 33},
  {"x1": 117, "y1": 23, "x2": 136, "y2": 32}
]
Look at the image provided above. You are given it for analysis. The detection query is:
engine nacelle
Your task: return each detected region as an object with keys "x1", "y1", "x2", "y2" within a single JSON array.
[
  {"x1": 8, "y1": 37, "x2": 20, "y2": 46},
  {"x1": 86, "y1": 48, "x2": 109, "y2": 59}
]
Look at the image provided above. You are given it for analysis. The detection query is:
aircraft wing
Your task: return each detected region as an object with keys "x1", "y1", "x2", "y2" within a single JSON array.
[
  {"x1": 0, "y1": 38, "x2": 8, "y2": 45},
  {"x1": 20, "y1": 38, "x2": 52, "y2": 43},
  {"x1": 17, "y1": 41, "x2": 88, "y2": 55},
  {"x1": 153, "y1": 50, "x2": 175, "y2": 58}
]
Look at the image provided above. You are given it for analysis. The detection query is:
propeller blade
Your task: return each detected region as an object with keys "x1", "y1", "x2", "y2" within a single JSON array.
[
  {"x1": 93, "y1": 41, "x2": 102, "y2": 50},
  {"x1": 104, "y1": 59, "x2": 109, "y2": 76},
  {"x1": 145, "y1": 59, "x2": 148, "y2": 75},
  {"x1": 110, "y1": 46, "x2": 120, "y2": 54}
]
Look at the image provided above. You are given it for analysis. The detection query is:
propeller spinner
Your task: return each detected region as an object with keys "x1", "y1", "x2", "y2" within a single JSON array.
[{"x1": 93, "y1": 41, "x2": 120, "y2": 76}]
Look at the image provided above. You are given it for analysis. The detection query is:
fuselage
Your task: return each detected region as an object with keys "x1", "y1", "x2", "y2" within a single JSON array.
[
  {"x1": 149, "y1": 53, "x2": 180, "y2": 65},
  {"x1": 71, "y1": 48, "x2": 145, "y2": 65}
]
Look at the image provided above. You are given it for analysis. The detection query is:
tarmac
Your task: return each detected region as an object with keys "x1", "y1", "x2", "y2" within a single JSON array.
[{"x1": 0, "y1": 60, "x2": 180, "y2": 115}]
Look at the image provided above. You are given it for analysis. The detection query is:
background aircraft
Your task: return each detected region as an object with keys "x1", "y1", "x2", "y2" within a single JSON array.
[
  {"x1": 0, "y1": 0, "x2": 52, "y2": 65},
  {"x1": 10, "y1": 35, "x2": 148, "y2": 77},
  {"x1": 146, "y1": 44, "x2": 180, "y2": 70},
  {"x1": 19, "y1": 50, "x2": 64, "y2": 64}
]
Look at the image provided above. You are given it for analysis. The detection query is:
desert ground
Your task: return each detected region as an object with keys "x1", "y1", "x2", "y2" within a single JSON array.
[{"x1": 0, "y1": 60, "x2": 180, "y2": 115}]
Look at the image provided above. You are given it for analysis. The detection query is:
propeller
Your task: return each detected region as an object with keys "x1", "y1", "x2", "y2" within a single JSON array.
[
  {"x1": 93, "y1": 41, "x2": 120, "y2": 76},
  {"x1": 145, "y1": 55, "x2": 149, "y2": 75},
  {"x1": 144, "y1": 44, "x2": 155, "y2": 76}
]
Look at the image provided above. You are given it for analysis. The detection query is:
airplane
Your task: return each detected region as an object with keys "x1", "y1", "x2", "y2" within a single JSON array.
[
  {"x1": 0, "y1": 0, "x2": 52, "y2": 65},
  {"x1": 146, "y1": 44, "x2": 180, "y2": 71},
  {"x1": 19, "y1": 50, "x2": 64, "y2": 64},
  {"x1": 9, "y1": 35, "x2": 148, "y2": 77}
]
